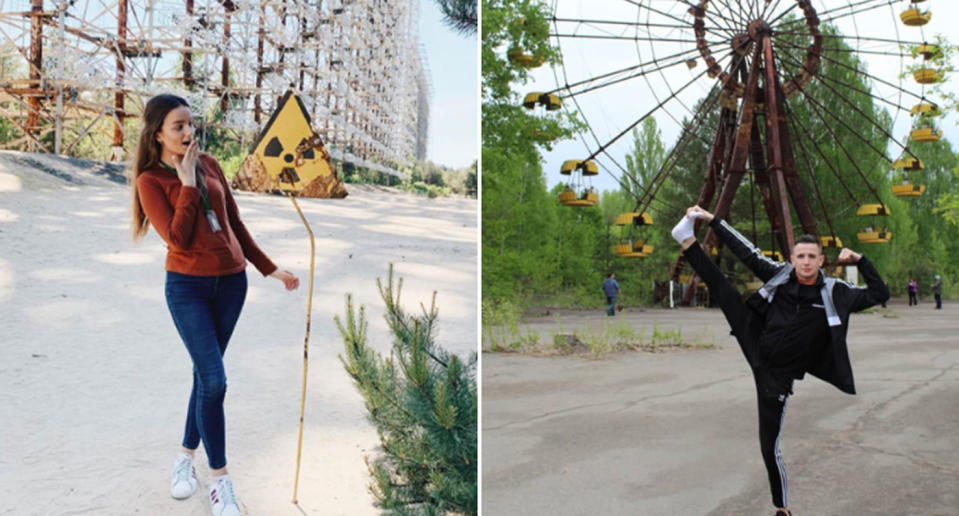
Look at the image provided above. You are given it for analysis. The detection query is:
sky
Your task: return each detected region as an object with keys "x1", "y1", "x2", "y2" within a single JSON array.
[
  {"x1": 418, "y1": 0, "x2": 479, "y2": 170},
  {"x1": 520, "y1": 1, "x2": 959, "y2": 193}
]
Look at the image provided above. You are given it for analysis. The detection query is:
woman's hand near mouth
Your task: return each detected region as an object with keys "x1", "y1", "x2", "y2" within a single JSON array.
[{"x1": 171, "y1": 140, "x2": 199, "y2": 187}]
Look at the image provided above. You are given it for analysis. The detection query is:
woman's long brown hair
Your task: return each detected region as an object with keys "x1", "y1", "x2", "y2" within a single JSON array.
[{"x1": 129, "y1": 94, "x2": 190, "y2": 242}]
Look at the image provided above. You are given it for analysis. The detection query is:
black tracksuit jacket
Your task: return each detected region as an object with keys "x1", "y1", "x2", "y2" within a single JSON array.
[{"x1": 711, "y1": 218, "x2": 891, "y2": 395}]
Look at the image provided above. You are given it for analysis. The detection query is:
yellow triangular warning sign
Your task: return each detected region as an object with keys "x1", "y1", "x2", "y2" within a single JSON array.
[{"x1": 250, "y1": 90, "x2": 334, "y2": 191}]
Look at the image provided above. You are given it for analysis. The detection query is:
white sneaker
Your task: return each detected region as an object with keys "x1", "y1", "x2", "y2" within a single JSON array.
[
  {"x1": 170, "y1": 453, "x2": 198, "y2": 499},
  {"x1": 209, "y1": 475, "x2": 241, "y2": 516}
]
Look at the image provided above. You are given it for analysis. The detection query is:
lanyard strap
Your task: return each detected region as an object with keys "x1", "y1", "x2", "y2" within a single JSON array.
[{"x1": 160, "y1": 160, "x2": 211, "y2": 211}]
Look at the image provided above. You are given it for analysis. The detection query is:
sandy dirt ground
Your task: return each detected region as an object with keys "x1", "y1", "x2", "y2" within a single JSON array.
[
  {"x1": 0, "y1": 151, "x2": 476, "y2": 515},
  {"x1": 483, "y1": 301, "x2": 959, "y2": 515}
]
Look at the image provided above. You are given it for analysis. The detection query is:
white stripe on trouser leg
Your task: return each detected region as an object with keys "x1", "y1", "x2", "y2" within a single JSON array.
[{"x1": 775, "y1": 397, "x2": 789, "y2": 507}]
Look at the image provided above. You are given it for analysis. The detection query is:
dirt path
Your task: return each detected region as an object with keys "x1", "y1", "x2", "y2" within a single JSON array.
[{"x1": 0, "y1": 151, "x2": 476, "y2": 515}]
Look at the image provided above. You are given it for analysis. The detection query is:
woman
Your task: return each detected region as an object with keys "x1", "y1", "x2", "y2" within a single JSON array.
[
  {"x1": 908, "y1": 277, "x2": 918, "y2": 306},
  {"x1": 131, "y1": 94, "x2": 299, "y2": 516}
]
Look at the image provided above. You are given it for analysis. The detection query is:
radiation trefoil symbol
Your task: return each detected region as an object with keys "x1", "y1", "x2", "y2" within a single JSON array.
[{"x1": 252, "y1": 90, "x2": 333, "y2": 191}]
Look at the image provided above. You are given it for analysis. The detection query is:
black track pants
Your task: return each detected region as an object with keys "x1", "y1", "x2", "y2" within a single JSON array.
[
  {"x1": 756, "y1": 377, "x2": 790, "y2": 508},
  {"x1": 684, "y1": 242, "x2": 791, "y2": 508}
]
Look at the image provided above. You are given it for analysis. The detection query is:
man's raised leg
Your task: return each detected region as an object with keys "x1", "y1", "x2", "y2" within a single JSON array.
[{"x1": 674, "y1": 214, "x2": 761, "y2": 366}]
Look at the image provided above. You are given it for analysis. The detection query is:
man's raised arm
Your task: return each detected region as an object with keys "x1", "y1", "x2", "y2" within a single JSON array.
[
  {"x1": 836, "y1": 248, "x2": 890, "y2": 312},
  {"x1": 679, "y1": 206, "x2": 784, "y2": 282}
]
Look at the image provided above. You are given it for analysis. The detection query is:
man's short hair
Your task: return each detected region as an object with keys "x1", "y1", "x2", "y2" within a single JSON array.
[
  {"x1": 792, "y1": 234, "x2": 822, "y2": 254},
  {"x1": 607, "y1": 272, "x2": 614, "y2": 278}
]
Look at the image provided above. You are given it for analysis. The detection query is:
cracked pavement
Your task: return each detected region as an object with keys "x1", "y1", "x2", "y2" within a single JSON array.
[{"x1": 481, "y1": 300, "x2": 959, "y2": 515}]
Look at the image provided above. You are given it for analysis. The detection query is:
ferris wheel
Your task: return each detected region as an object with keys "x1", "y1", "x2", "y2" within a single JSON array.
[{"x1": 514, "y1": 0, "x2": 949, "y2": 281}]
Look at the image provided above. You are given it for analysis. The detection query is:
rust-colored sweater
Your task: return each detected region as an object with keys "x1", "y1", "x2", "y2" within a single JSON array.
[{"x1": 137, "y1": 154, "x2": 277, "y2": 277}]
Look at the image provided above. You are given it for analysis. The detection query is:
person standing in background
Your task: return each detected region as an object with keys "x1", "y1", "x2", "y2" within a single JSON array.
[
  {"x1": 602, "y1": 272, "x2": 620, "y2": 316},
  {"x1": 932, "y1": 274, "x2": 943, "y2": 309},
  {"x1": 908, "y1": 277, "x2": 918, "y2": 306}
]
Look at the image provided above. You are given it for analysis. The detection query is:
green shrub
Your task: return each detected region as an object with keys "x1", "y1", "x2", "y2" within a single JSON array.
[{"x1": 337, "y1": 265, "x2": 477, "y2": 515}]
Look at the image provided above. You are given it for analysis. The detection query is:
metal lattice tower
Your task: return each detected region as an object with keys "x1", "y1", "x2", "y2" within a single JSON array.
[{"x1": 0, "y1": 0, "x2": 430, "y2": 174}]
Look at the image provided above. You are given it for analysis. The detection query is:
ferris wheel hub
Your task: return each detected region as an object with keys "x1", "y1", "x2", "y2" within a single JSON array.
[
  {"x1": 731, "y1": 34, "x2": 752, "y2": 55},
  {"x1": 747, "y1": 20, "x2": 772, "y2": 40}
]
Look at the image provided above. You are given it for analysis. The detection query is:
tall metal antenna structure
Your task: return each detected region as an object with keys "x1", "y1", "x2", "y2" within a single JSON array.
[{"x1": 0, "y1": 0, "x2": 430, "y2": 174}]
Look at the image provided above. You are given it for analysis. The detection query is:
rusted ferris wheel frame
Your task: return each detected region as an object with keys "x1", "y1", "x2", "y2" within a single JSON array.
[{"x1": 539, "y1": 0, "x2": 938, "y2": 304}]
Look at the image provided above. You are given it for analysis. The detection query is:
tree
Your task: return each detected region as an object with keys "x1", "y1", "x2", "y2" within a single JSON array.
[
  {"x1": 624, "y1": 118, "x2": 666, "y2": 193},
  {"x1": 481, "y1": 0, "x2": 583, "y2": 304},
  {"x1": 434, "y1": 0, "x2": 477, "y2": 35},
  {"x1": 337, "y1": 265, "x2": 477, "y2": 515}
]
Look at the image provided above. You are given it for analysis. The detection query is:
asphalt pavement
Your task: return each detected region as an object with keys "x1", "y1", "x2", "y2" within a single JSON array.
[{"x1": 482, "y1": 299, "x2": 959, "y2": 515}]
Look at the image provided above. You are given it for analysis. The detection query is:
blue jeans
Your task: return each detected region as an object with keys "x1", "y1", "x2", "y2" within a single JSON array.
[
  {"x1": 606, "y1": 296, "x2": 616, "y2": 316},
  {"x1": 165, "y1": 270, "x2": 247, "y2": 469}
]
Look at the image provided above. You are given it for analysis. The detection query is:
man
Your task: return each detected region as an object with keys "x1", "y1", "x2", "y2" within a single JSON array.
[
  {"x1": 602, "y1": 272, "x2": 620, "y2": 316},
  {"x1": 932, "y1": 274, "x2": 943, "y2": 309},
  {"x1": 671, "y1": 206, "x2": 889, "y2": 516}
]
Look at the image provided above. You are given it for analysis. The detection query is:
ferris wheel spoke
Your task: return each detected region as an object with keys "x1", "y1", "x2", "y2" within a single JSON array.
[
  {"x1": 604, "y1": 85, "x2": 722, "y2": 213},
  {"x1": 626, "y1": 0, "x2": 737, "y2": 38},
  {"x1": 552, "y1": 41, "x2": 715, "y2": 95},
  {"x1": 561, "y1": 40, "x2": 728, "y2": 98},
  {"x1": 773, "y1": 43, "x2": 909, "y2": 115},
  {"x1": 765, "y1": 0, "x2": 803, "y2": 28},
  {"x1": 783, "y1": 70, "x2": 886, "y2": 206},
  {"x1": 802, "y1": 46, "x2": 908, "y2": 58},
  {"x1": 596, "y1": 152, "x2": 682, "y2": 213},
  {"x1": 786, "y1": 115, "x2": 843, "y2": 238},
  {"x1": 774, "y1": 52, "x2": 896, "y2": 163},
  {"x1": 779, "y1": 50, "x2": 906, "y2": 113},
  {"x1": 564, "y1": 112, "x2": 669, "y2": 210},
  {"x1": 760, "y1": 0, "x2": 789, "y2": 24},
  {"x1": 745, "y1": 0, "x2": 767, "y2": 26},
  {"x1": 550, "y1": 33, "x2": 715, "y2": 45},
  {"x1": 552, "y1": 17, "x2": 727, "y2": 32},
  {"x1": 636, "y1": 53, "x2": 752, "y2": 214},
  {"x1": 584, "y1": 51, "x2": 734, "y2": 162},
  {"x1": 742, "y1": 0, "x2": 756, "y2": 24},
  {"x1": 622, "y1": 0, "x2": 688, "y2": 27},
  {"x1": 677, "y1": 0, "x2": 743, "y2": 35},
  {"x1": 804, "y1": 75, "x2": 912, "y2": 158},
  {"x1": 637, "y1": 90, "x2": 723, "y2": 216},
  {"x1": 776, "y1": 0, "x2": 893, "y2": 31},
  {"x1": 642, "y1": 52, "x2": 729, "y2": 151},
  {"x1": 784, "y1": 102, "x2": 866, "y2": 205},
  {"x1": 692, "y1": 0, "x2": 743, "y2": 30},
  {"x1": 775, "y1": 39, "x2": 923, "y2": 102},
  {"x1": 774, "y1": 31, "x2": 924, "y2": 47}
]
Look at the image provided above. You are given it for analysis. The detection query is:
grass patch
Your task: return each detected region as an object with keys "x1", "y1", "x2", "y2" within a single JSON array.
[
  {"x1": 484, "y1": 318, "x2": 715, "y2": 357},
  {"x1": 482, "y1": 300, "x2": 540, "y2": 352}
]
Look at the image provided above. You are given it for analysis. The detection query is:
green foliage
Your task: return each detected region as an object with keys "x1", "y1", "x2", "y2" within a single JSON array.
[
  {"x1": 935, "y1": 167, "x2": 959, "y2": 226},
  {"x1": 485, "y1": 14, "x2": 959, "y2": 309},
  {"x1": 0, "y1": 52, "x2": 23, "y2": 147},
  {"x1": 481, "y1": 300, "x2": 520, "y2": 351},
  {"x1": 649, "y1": 322, "x2": 682, "y2": 348},
  {"x1": 336, "y1": 265, "x2": 477, "y2": 515},
  {"x1": 433, "y1": 0, "x2": 477, "y2": 35},
  {"x1": 0, "y1": 116, "x2": 20, "y2": 146},
  {"x1": 342, "y1": 159, "x2": 474, "y2": 198},
  {"x1": 553, "y1": 321, "x2": 710, "y2": 357},
  {"x1": 903, "y1": 34, "x2": 958, "y2": 110},
  {"x1": 482, "y1": 1, "x2": 593, "y2": 307}
]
